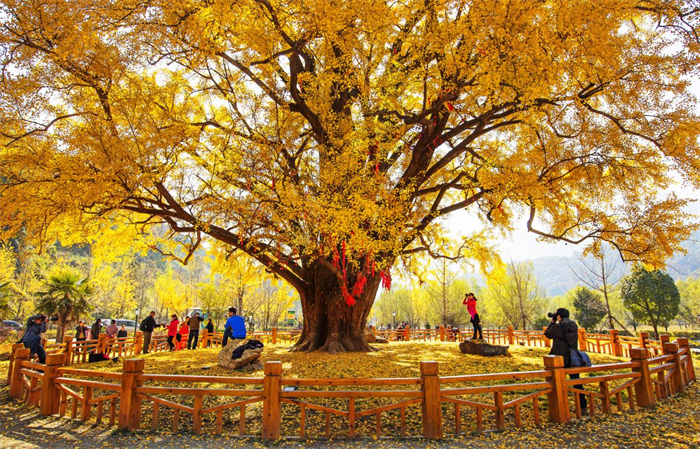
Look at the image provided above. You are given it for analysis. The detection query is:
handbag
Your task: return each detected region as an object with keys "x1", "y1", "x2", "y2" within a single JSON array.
[{"x1": 563, "y1": 326, "x2": 592, "y2": 367}]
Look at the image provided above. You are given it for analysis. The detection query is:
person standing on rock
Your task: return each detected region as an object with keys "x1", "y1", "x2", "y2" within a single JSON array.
[
  {"x1": 464, "y1": 293, "x2": 483, "y2": 340},
  {"x1": 223, "y1": 307, "x2": 246, "y2": 347}
]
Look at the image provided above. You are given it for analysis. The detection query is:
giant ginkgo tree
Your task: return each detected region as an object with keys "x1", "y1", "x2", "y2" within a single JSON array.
[{"x1": 1, "y1": 0, "x2": 699, "y2": 351}]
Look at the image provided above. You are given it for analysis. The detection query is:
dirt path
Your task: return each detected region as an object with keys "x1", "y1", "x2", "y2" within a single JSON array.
[{"x1": 0, "y1": 383, "x2": 698, "y2": 449}]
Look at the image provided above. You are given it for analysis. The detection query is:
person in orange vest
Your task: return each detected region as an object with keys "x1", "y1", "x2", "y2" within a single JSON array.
[{"x1": 178, "y1": 318, "x2": 189, "y2": 350}]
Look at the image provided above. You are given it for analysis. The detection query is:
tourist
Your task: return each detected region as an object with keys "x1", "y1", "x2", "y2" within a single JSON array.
[
  {"x1": 117, "y1": 325, "x2": 128, "y2": 338},
  {"x1": 139, "y1": 311, "x2": 159, "y2": 354},
  {"x1": 544, "y1": 308, "x2": 588, "y2": 415},
  {"x1": 90, "y1": 318, "x2": 102, "y2": 340},
  {"x1": 166, "y1": 315, "x2": 179, "y2": 351},
  {"x1": 223, "y1": 307, "x2": 246, "y2": 347},
  {"x1": 205, "y1": 318, "x2": 215, "y2": 347},
  {"x1": 187, "y1": 313, "x2": 204, "y2": 349},
  {"x1": 22, "y1": 314, "x2": 55, "y2": 363},
  {"x1": 105, "y1": 319, "x2": 118, "y2": 355},
  {"x1": 464, "y1": 293, "x2": 483, "y2": 340},
  {"x1": 178, "y1": 318, "x2": 189, "y2": 350},
  {"x1": 75, "y1": 320, "x2": 88, "y2": 341}
]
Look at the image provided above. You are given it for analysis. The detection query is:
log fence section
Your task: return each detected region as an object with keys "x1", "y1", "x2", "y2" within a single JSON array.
[{"x1": 6, "y1": 332, "x2": 696, "y2": 440}]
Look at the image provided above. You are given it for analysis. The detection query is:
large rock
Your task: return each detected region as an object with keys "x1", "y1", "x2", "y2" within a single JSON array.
[
  {"x1": 218, "y1": 339, "x2": 263, "y2": 370},
  {"x1": 459, "y1": 339, "x2": 510, "y2": 356}
]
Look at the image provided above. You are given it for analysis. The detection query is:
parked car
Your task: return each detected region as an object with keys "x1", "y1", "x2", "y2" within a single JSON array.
[
  {"x1": 2, "y1": 320, "x2": 23, "y2": 331},
  {"x1": 102, "y1": 319, "x2": 138, "y2": 329}
]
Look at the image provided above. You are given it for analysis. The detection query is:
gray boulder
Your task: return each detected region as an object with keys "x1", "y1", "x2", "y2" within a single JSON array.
[
  {"x1": 459, "y1": 339, "x2": 509, "y2": 356},
  {"x1": 218, "y1": 339, "x2": 263, "y2": 370}
]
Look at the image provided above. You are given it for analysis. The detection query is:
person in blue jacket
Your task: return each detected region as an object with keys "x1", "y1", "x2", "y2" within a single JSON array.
[
  {"x1": 21, "y1": 314, "x2": 56, "y2": 363},
  {"x1": 222, "y1": 307, "x2": 246, "y2": 347}
]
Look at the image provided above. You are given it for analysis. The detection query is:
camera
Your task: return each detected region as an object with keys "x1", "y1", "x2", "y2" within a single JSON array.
[{"x1": 547, "y1": 312, "x2": 558, "y2": 319}]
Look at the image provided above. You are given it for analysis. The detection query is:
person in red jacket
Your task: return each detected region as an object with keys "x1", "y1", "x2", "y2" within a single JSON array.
[
  {"x1": 166, "y1": 315, "x2": 179, "y2": 351},
  {"x1": 463, "y1": 293, "x2": 483, "y2": 340}
]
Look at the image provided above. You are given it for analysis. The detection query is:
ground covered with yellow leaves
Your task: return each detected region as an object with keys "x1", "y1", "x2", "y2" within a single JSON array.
[{"x1": 0, "y1": 342, "x2": 698, "y2": 448}]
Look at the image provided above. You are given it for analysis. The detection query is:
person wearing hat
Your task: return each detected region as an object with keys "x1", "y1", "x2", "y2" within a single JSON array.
[{"x1": 544, "y1": 308, "x2": 588, "y2": 415}]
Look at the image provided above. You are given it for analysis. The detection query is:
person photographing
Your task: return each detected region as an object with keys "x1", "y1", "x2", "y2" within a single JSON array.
[
  {"x1": 21, "y1": 314, "x2": 57, "y2": 363},
  {"x1": 544, "y1": 308, "x2": 588, "y2": 415}
]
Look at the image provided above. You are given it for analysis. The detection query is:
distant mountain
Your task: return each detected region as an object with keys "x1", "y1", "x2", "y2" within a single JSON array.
[{"x1": 530, "y1": 230, "x2": 700, "y2": 296}]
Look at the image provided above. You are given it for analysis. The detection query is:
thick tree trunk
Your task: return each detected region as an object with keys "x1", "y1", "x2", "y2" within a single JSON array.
[{"x1": 294, "y1": 262, "x2": 381, "y2": 353}]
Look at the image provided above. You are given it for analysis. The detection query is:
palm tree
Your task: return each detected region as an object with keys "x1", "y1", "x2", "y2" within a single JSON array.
[{"x1": 36, "y1": 269, "x2": 94, "y2": 342}]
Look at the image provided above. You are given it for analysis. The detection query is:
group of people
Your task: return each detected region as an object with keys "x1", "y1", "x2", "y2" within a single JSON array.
[{"x1": 164, "y1": 312, "x2": 215, "y2": 351}]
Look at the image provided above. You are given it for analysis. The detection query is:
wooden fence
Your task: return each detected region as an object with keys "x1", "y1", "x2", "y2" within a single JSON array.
[{"x1": 5, "y1": 331, "x2": 696, "y2": 439}]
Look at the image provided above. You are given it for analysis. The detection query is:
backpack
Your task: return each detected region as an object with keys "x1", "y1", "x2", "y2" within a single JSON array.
[{"x1": 139, "y1": 318, "x2": 148, "y2": 332}]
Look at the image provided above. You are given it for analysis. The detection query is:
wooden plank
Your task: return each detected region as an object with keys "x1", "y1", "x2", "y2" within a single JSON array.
[
  {"x1": 240, "y1": 404, "x2": 246, "y2": 435},
  {"x1": 201, "y1": 397, "x2": 263, "y2": 414},
  {"x1": 442, "y1": 381, "x2": 552, "y2": 396},
  {"x1": 56, "y1": 368, "x2": 122, "y2": 380},
  {"x1": 355, "y1": 398, "x2": 422, "y2": 417},
  {"x1": 348, "y1": 397, "x2": 356, "y2": 438},
  {"x1": 172, "y1": 409, "x2": 179, "y2": 433},
  {"x1": 151, "y1": 402, "x2": 159, "y2": 431},
  {"x1": 137, "y1": 386, "x2": 262, "y2": 396},
  {"x1": 54, "y1": 377, "x2": 121, "y2": 391},
  {"x1": 440, "y1": 370, "x2": 550, "y2": 383},
  {"x1": 441, "y1": 396, "x2": 497, "y2": 412},
  {"x1": 109, "y1": 398, "x2": 116, "y2": 426},
  {"x1": 216, "y1": 410, "x2": 223, "y2": 435},
  {"x1": 533, "y1": 397, "x2": 540, "y2": 426},
  {"x1": 567, "y1": 372, "x2": 640, "y2": 386},
  {"x1": 301, "y1": 405, "x2": 306, "y2": 438},
  {"x1": 139, "y1": 374, "x2": 263, "y2": 385},
  {"x1": 193, "y1": 395, "x2": 202, "y2": 434},
  {"x1": 281, "y1": 377, "x2": 421, "y2": 386},
  {"x1": 281, "y1": 390, "x2": 422, "y2": 399},
  {"x1": 137, "y1": 394, "x2": 194, "y2": 413}
]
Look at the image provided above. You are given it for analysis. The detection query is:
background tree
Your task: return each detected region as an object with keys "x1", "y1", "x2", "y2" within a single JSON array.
[
  {"x1": 36, "y1": 269, "x2": 94, "y2": 342},
  {"x1": 674, "y1": 277, "x2": 700, "y2": 328},
  {"x1": 621, "y1": 268, "x2": 680, "y2": 339},
  {"x1": 568, "y1": 246, "x2": 629, "y2": 332},
  {"x1": 487, "y1": 260, "x2": 547, "y2": 330},
  {"x1": 1, "y1": 1, "x2": 699, "y2": 351},
  {"x1": 571, "y1": 286, "x2": 607, "y2": 331}
]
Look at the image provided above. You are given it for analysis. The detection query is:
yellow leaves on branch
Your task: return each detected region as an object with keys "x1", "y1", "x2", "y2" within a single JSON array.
[{"x1": 0, "y1": 0, "x2": 698, "y2": 283}]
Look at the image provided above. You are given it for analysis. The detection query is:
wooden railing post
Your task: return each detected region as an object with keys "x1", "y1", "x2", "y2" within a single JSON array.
[
  {"x1": 271, "y1": 328, "x2": 278, "y2": 345},
  {"x1": 9, "y1": 348, "x2": 30, "y2": 399},
  {"x1": 578, "y1": 328, "x2": 587, "y2": 351},
  {"x1": 118, "y1": 358, "x2": 145, "y2": 431},
  {"x1": 97, "y1": 334, "x2": 106, "y2": 354},
  {"x1": 542, "y1": 327, "x2": 551, "y2": 348},
  {"x1": 639, "y1": 332, "x2": 649, "y2": 349},
  {"x1": 6, "y1": 343, "x2": 23, "y2": 386},
  {"x1": 630, "y1": 348, "x2": 655, "y2": 408},
  {"x1": 663, "y1": 342, "x2": 685, "y2": 395},
  {"x1": 201, "y1": 329, "x2": 209, "y2": 348},
  {"x1": 63, "y1": 336, "x2": 74, "y2": 365},
  {"x1": 543, "y1": 355, "x2": 569, "y2": 424},
  {"x1": 40, "y1": 353, "x2": 65, "y2": 416},
  {"x1": 507, "y1": 326, "x2": 514, "y2": 345},
  {"x1": 439, "y1": 325, "x2": 445, "y2": 342},
  {"x1": 609, "y1": 330, "x2": 622, "y2": 357},
  {"x1": 262, "y1": 361, "x2": 282, "y2": 440},
  {"x1": 134, "y1": 332, "x2": 143, "y2": 355},
  {"x1": 420, "y1": 361, "x2": 442, "y2": 439},
  {"x1": 677, "y1": 338, "x2": 696, "y2": 382},
  {"x1": 659, "y1": 334, "x2": 670, "y2": 351},
  {"x1": 405, "y1": 324, "x2": 411, "y2": 342}
]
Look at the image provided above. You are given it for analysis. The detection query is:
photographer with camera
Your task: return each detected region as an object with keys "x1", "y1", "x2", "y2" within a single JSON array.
[
  {"x1": 544, "y1": 308, "x2": 588, "y2": 415},
  {"x1": 21, "y1": 314, "x2": 57, "y2": 364}
]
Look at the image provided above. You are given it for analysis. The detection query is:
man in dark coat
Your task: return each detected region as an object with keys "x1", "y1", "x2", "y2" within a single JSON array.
[
  {"x1": 22, "y1": 314, "x2": 54, "y2": 363},
  {"x1": 544, "y1": 308, "x2": 588, "y2": 414},
  {"x1": 140, "y1": 311, "x2": 159, "y2": 354}
]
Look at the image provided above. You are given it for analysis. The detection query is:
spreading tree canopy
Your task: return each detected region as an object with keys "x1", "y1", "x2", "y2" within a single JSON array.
[
  {"x1": 1, "y1": 1, "x2": 699, "y2": 351},
  {"x1": 620, "y1": 267, "x2": 680, "y2": 339}
]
